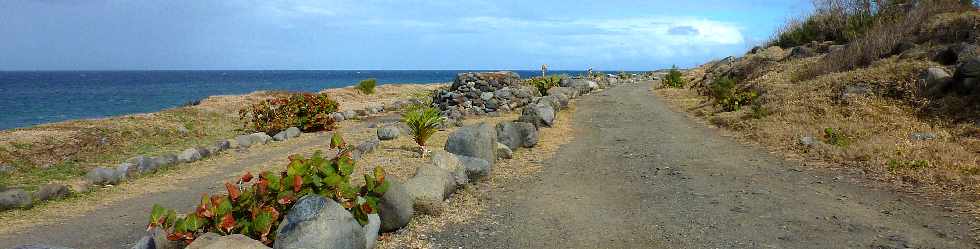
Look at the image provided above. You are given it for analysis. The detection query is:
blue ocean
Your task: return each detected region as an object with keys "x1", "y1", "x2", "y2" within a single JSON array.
[{"x1": 0, "y1": 70, "x2": 590, "y2": 130}]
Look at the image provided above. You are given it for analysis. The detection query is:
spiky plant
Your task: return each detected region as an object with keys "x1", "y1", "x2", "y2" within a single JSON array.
[{"x1": 402, "y1": 107, "x2": 444, "y2": 157}]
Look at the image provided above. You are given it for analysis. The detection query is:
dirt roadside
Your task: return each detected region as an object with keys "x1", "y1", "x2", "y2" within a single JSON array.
[{"x1": 431, "y1": 81, "x2": 977, "y2": 248}]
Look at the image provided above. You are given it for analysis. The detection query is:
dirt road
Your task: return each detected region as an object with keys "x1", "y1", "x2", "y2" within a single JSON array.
[{"x1": 432, "y1": 82, "x2": 977, "y2": 248}]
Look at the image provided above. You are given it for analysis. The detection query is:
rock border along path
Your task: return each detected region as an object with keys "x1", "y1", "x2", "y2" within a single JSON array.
[{"x1": 432, "y1": 81, "x2": 977, "y2": 248}]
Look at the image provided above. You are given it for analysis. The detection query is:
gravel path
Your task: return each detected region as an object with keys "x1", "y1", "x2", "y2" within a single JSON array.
[{"x1": 432, "y1": 82, "x2": 978, "y2": 248}]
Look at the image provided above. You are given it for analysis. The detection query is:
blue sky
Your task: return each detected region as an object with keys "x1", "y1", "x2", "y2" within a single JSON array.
[{"x1": 0, "y1": 0, "x2": 812, "y2": 71}]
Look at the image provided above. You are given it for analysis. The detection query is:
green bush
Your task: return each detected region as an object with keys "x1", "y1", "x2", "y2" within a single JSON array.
[
  {"x1": 662, "y1": 65, "x2": 686, "y2": 88},
  {"x1": 823, "y1": 128, "x2": 850, "y2": 147},
  {"x1": 356, "y1": 78, "x2": 377, "y2": 95},
  {"x1": 147, "y1": 133, "x2": 388, "y2": 245},
  {"x1": 239, "y1": 93, "x2": 339, "y2": 134},
  {"x1": 528, "y1": 75, "x2": 562, "y2": 95},
  {"x1": 402, "y1": 107, "x2": 444, "y2": 155},
  {"x1": 709, "y1": 76, "x2": 757, "y2": 112},
  {"x1": 887, "y1": 159, "x2": 930, "y2": 172}
]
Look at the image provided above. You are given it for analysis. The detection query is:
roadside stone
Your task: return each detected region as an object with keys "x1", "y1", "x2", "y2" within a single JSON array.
[
  {"x1": 127, "y1": 156, "x2": 158, "y2": 174},
  {"x1": 519, "y1": 103, "x2": 556, "y2": 128},
  {"x1": 364, "y1": 214, "x2": 380, "y2": 249},
  {"x1": 152, "y1": 154, "x2": 178, "y2": 169},
  {"x1": 86, "y1": 167, "x2": 122, "y2": 186},
  {"x1": 537, "y1": 95, "x2": 561, "y2": 111},
  {"x1": 910, "y1": 132, "x2": 937, "y2": 141},
  {"x1": 430, "y1": 150, "x2": 468, "y2": 186},
  {"x1": 799, "y1": 136, "x2": 818, "y2": 147},
  {"x1": 0, "y1": 189, "x2": 32, "y2": 210},
  {"x1": 215, "y1": 139, "x2": 231, "y2": 151},
  {"x1": 495, "y1": 142, "x2": 513, "y2": 159},
  {"x1": 178, "y1": 148, "x2": 203, "y2": 163},
  {"x1": 236, "y1": 134, "x2": 254, "y2": 148},
  {"x1": 405, "y1": 164, "x2": 455, "y2": 215},
  {"x1": 273, "y1": 131, "x2": 288, "y2": 141},
  {"x1": 275, "y1": 195, "x2": 366, "y2": 249},
  {"x1": 377, "y1": 126, "x2": 400, "y2": 141},
  {"x1": 496, "y1": 121, "x2": 537, "y2": 150},
  {"x1": 378, "y1": 176, "x2": 413, "y2": 232},
  {"x1": 354, "y1": 139, "x2": 381, "y2": 158},
  {"x1": 285, "y1": 127, "x2": 301, "y2": 138},
  {"x1": 115, "y1": 162, "x2": 137, "y2": 179},
  {"x1": 331, "y1": 112, "x2": 346, "y2": 122},
  {"x1": 33, "y1": 183, "x2": 70, "y2": 201},
  {"x1": 343, "y1": 110, "x2": 358, "y2": 120},
  {"x1": 249, "y1": 132, "x2": 272, "y2": 145},
  {"x1": 515, "y1": 122, "x2": 539, "y2": 148},
  {"x1": 196, "y1": 146, "x2": 212, "y2": 158},
  {"x1": 226, "y1": 139, "x2": 239, "y2": 149},
  {"x1": 445, "y1": 122, "x2": 497, "y2": 166},
  {"x1": 456, "y1": 155, "x2": 491, "y2": 181},
  {"x1": 186, "y1": 234, "x2": 269, "y2": 249}
]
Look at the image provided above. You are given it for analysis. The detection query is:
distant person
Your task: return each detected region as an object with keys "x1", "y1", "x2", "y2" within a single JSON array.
[{"x1": 541, "y1": 64, "x2": 548, "y2": 77}]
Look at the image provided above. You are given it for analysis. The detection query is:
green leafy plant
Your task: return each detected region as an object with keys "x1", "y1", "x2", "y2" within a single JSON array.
[
  {"x1": 403, "y1": 89, "x2": 436, "y2": 114},
  {"x1": 402, "y1": 107, "x2": 444, "y2": 156},
  {"x1": 239, "y1": 93, "x2": 339, "y2": 134},
  {"x1": 356, "y1": 78, "x2": 377, "y2": 95},
  {"x1": 749, "y1": 102, "x2": 769, "y2": 119},
  {"x1": 528, "y1": 75, "x2": 562, "y2": 95},
  {"x1": 709, "y1": 76, "x2": 758, "y2": 112},
  {"x1": 823, "y1": 128, "x2": 850, "y2": 147},
  {"x1": 887, "y1": 159, "x2": 930, "y2": 172},
  {"x1": 662, "y1": 65, "x2": 686, "y2": 88},
  {"x1": 146, "y1": 133, "x2": 388, "y2": 246}
]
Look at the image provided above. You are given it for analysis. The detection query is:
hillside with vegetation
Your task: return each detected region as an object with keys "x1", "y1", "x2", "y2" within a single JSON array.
[{"x1": 659, "y1": 0, "x2": 980, "y2": 204}]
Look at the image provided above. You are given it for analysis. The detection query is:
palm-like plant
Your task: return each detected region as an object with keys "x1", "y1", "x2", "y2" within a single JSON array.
[{"x1": 402, "y1": 107, "x2": 444, "y2": 157}]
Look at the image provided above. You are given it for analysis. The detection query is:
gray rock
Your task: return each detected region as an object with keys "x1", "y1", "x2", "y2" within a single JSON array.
[
  {"x1": 33, "y1": 183, "x2": 70, "y2": 201},
  {"x1": 480, "y1": 92, "x2": 494, "y2": 101},
  {"x1": 236, "y1": 134, "x2": 254, "y2": 148},
  {"x1": 250, "y1": 132, "x2": 272, "y2": 145},
  {"x1": 925, "y1": 67, "x2": 953, "y2": 95},
  {"x1": 215, "y1": 140, "x2": 231, "y2": 151},
  {"x1": 515, "y1": 122, "x2": 539, "y2": 148},
  {"x1": 496, "y1": 122, "x2": 522, "y2": 150},
  {"x1": 910, "y1": 132, "x2": 937, "y2": 141},
  {"x1": 445, "y1": 122, "x2": 497, "y2": 166},
  {"x1": 130, "y1": 234, "x2": 154, "y2": 249},
  {"x1": 354, "y1": 139, "x2": 381, "y2": 159},
  {"x1": 86, "y1": 167, "x2": 122, "y2": 186},
  {"x1": 343, "y1": 110, "x2": 358, "y2": 120},
  {"x1": 115, "y1": 162, "x2": 138, "y2": 179},
  {"x1": 152, "y1": 154, "x2": 178, "y2": 169},
  {"x1": 285, "y1": 127, "x2": 301, "y2": 138},
  {"x1": 377, "y1": 126, "x2": 400, "y2": 141},
  {"x1": 187, "y1": 234, "x2": 269, "y2": 249},
  {"x1": 178, "y1": 148, "x2": 203, "y2": 163},
  {"x1": 566, "y1": 79, "x2": 598, "y2": 94},
  {"x1": 0, "y1": 164, "x2": 13, "y2": 175},
  {"x1": 0, "y1": 189, "x2": 32, "y2": 210},
  {"x1": 176, "y1": 125, "x2": 190, "y2": 135},
  {"x1": 331, "y1": 112, "x2": 346, "y2": 122},
  {"x1": 226, "y1": 139, "x2": 239, "y2": 149},
  {"x1": 364, "y1": 214, "x2": 380, "y2": 249},
  {"x1": 196, "y1": 146, "x2": 212, "y2": 158},
  {"x1": 455, "y1": 155, "x2": 491, "y2": 181},
  {"x1": 12, "y1": 245, "x2": 74, "y2": 249},
  {"x1": 127, "y1": 156, "x2": 158, "y2": 174},
  {"x1": 378, "y1": 176, "x2": 413, "y2": 232},
  {"x1": 273, "y1": 131, "x2": 288, "y2": 141},
  {"x1": 957, "y1": 56, "x2": 980, "y2": 79},
  {"x1": 495, "y1": 142, "x2": 513, "y2": 159},
  {"x1": 274, "y1": 195, "x2": 365, "y2": 249},
  {"x1": 537, "y1": 95, "x2": 561, "y2": 111},
  {"x1": 799, "y1": 136, "x2": 818, "y2": 147},
  {"x1": 519, "y1": 103, "x2": 556, "y2": 128},
  {"x1": 430, "y1": 150, "x2": 468, "y2": 186},
  {"x1": 404, "y1": 164, "x2": 456, "y2": 215}
]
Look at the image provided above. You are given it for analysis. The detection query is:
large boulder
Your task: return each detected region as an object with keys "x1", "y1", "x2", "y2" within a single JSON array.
[
  {"x1": 404, "y1": 165, "x2": 456, "y2": 215},
  {"x1": 273, "y1": 131, "x2": 289, "y2": 141},
  {"x1": 250, "y1": 132, "x2": 272, "y2": 145},
  {"x1": 377, "y1": 126, "x2": 400, "y2": 141},
  {"x1": 956, "y1": 56, "x2": 980, "y2": 79},
  {"x1": 518, "y1": 103, "x2": 556, "y2": 128},
  {"x1": 925, "y1": 67, "x2": 953, "y2": 95},
  {"x1": 285, "y1": 127, "x2": 301, "y2": 138},
  {"x1": 496, "y1": 121, "x2": 539, "y2": 150},
  {"x1": 274, "y1": 195, "x2": 366, "y2": 249},
  {"x1": 455, "y1": 155, "x2": 491, "y2": 181},
  {"x1": 537, "y1": 96, "x2": 561, "y2": 111},
  {"x1": 495, "y1": 142, "x2": 513, "y2": 159},
  {"x1": 86, "y1": 167, "x2": 122, "y2": 186},
  {"x1": 566, "y1": 79, "x2": 598, "y2": 95},
  {"x1": 445, "y1": 122, "x2": 497, "y2": 166},
  {"x1": 430, "y1": 150, "x2": 468, "y2": 186},
  {"x1": 0, "y1": 189, "x2": 32, "y2": 210},
  {"x1": 236, "y1": 134, "x2": 255, "y2": 148},
  {"x1": 178, "y1": 148, "x2": 203, "y2": 163},
  {"x1": 378, "y1": 176, "x2": 413, "y2": 232},
  {"x1": 127, "y1": 156, "x2": 160, "y2": 174},
  {"x1": 152, "y1": 154, "x2": 178, "y2": 169},
  {"x1": 187, "y1": 234, "x2": 269, "y2": 249},
  {"x1": 364, "y1": 214, "x2": 380, "y2": 249},
  {"x1": 33, "y1": 183, "x2": 70, "y2": 201}
]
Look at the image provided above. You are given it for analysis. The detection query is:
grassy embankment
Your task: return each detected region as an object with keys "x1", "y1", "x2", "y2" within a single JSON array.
[{"x1": 658, "y1": 1, "x2": 980, "y2": 204}]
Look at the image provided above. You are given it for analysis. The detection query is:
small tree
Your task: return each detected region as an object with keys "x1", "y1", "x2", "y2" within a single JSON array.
[
  {"x1": 402, "y1": 107, "x2": 444, "y2": 157},
  {"x1": 662, "y1": 65, "x2": 686, "y2": 88},
  {"x1": 356, "y1": 78, "x2": 377, "y2": 95}
]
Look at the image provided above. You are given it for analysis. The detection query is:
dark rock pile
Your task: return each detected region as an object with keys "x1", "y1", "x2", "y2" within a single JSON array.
[{"x1": 432, "y1": 71, "x2": 540, "y2": 122}]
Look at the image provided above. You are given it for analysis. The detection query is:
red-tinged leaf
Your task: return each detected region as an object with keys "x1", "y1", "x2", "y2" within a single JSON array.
[
  {"x1": 196, "y1": 194, "x2": 214, "y2": 218},
  {"x1": 277, "y1": 193, "x2": 295, "y2": 205},
  {"x1": 167, "y1": 232, "x2": 183, "y2": 241},
  {"x1": 292, "y1": 174, "x2": 303, "y2": 192},
  {"x1": 241, "y1": 171, "x2": 253, "y2": 183},
  {"x1": 219, "y1": 213, "x2": 236, "y2": 234},
  {"x1": 257, "y1": 178, "x2": 269, "y2": 196},
  {"x1": 225, "y1": 182, "x2": 240, "y2": 201},
  {"x1": 360, "y1": 202, "x2": 374, "y2": 214}
]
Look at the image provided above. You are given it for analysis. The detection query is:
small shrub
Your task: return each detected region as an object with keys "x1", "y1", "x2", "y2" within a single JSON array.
[
  {"x1": 238, "y1": 93, "x2": 339, "y2": 134},
  {"x1": 528, "y1": 75, "x2": 562, "y2": 95},
  {"x1": 823, "y1": 127, "x2": 851, "y2": 147},
  {"x1": 404, "y1": 89, "x2": 436, "y2": 114},
  {"x1": 709, "y1": 76, "x2": 757, "y2": 112},
  {"x1": 402, "y1": 107, "x2": 444, "y2": 156},
  {"x1": 147, "y1": 133, "x2": 388, "y2": 245},
  {"x1": 749, "y1": 102, "x2": 769, "y2": 119},
  {"x1": 356, "y1": 78, "x2": 377, "y2": 95},
  {"x1": 887, "y1": 159, "x2": 930, "y2": 172},
  {"x1": 662, "y1": 65, "x2": 686, "y2": 88}
]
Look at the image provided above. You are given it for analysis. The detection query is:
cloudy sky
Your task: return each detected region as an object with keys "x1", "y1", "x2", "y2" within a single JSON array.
[{"x1": 0, "y1": 0, "x2": 812, "y2": 71}]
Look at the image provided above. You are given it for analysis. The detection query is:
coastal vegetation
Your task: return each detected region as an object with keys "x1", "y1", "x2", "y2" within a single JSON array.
[
  {"x1": 402, "y1": 107, "x2": 444, "y2": 156},
  {"x1": 239, "y1": 92, "x2": 340, "y2": 134},
  {"x1": 661, "y1": 65, "x2": 685, "y2": 88},
  {"x1": 147, "y1": 133, "x2": 388, "y2": 245},
  {"x1": 357, "y1": 78, "x2": 377, "y2": 95},
  {"x1": 528, "y1": 75, "x2": 562, "y2": 95}
]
